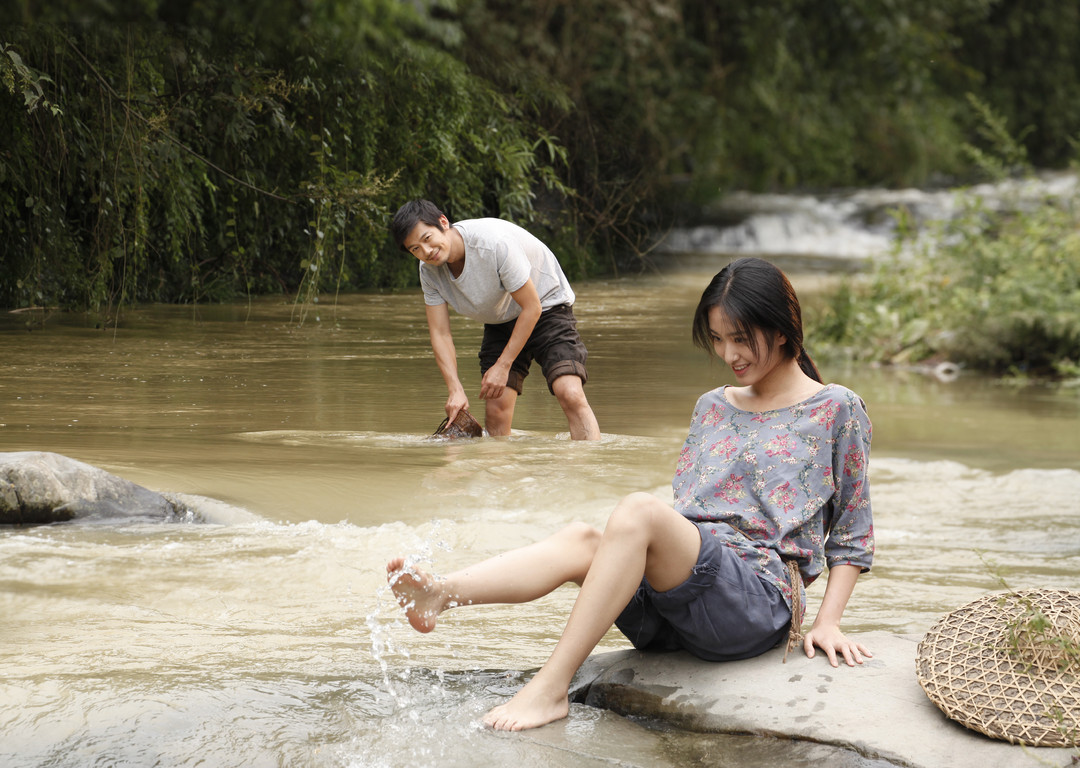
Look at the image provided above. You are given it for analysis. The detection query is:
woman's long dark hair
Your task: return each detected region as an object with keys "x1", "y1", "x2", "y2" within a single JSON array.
[{"x1": 691, "y1": 257, "x2": 822, "y2": 383}]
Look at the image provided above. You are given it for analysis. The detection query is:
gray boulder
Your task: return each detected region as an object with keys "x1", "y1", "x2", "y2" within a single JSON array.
[{"x1": 0, "y1": 451, "x2": 184, "y2": 525}]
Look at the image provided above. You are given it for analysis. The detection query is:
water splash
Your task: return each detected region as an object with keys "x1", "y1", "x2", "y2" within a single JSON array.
[
  {"x1": 163, "y1": 492, "x2": 263, "y2": 525},
  {"x1": 364, "y1": 519, "x2": 454, "y2": 710}
]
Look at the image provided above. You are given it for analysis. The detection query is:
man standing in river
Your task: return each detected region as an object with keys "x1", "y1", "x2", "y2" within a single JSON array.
[{"x1": 391, "y1": 199, "x2": 600, "y2": 440}]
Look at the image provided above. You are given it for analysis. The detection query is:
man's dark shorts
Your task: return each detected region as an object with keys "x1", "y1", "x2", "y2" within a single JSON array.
[
  {"x1": 614, "y1": 525, "x2": 792, "y2": 662},
  {"x1": 478, "y1": 304, "x2": 589, "y2": 395}
]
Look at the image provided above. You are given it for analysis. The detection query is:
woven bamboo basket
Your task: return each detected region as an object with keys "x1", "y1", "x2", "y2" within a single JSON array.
[
  {"x1": 431, "y1": 409, "x2": 484, "y2": 439},
  {"x1": 915, "y1": 588, "x2": 1080, "y2": 747}
]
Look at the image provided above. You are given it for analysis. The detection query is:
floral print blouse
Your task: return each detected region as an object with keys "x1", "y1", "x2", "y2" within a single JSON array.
[{"x1": 673, "y1": 383, "x2": 874, "y2": 609}]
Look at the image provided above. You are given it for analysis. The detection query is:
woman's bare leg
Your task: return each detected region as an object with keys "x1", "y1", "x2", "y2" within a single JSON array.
[
  {"x1": 386, "y1": 522, "x2": 602, "y2": 633},
  {"x1": 482, "y1": 492, "x2": 702, "y2": 731}
]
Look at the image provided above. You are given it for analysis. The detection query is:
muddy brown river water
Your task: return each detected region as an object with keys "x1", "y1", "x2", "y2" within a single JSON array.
[{"x1": 2, "y1": 266, "x2": 1078, "y2": 767}]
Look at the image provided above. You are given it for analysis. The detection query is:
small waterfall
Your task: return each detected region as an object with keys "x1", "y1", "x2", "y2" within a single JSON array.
[{"x1": 656, "y1": 171, "x2": 1078, "y2": 264}]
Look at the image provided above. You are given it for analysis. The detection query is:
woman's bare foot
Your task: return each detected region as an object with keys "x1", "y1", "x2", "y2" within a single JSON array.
[
  {"x1": 386, "y1": 557, "x2": 446, "y2": 633},
  {"x1": 482, "y1": 675, "x2": 570, "y2": 731}
]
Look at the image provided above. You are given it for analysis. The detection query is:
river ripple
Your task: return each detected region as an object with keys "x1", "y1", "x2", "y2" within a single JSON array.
[{"x1": 2, "y1": 268, "x2": 1077, "y2": 767}]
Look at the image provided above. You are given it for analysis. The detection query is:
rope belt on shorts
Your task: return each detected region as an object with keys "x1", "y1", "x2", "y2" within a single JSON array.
[{"x1": 782, "y1": 558, "x2": 804, "y2": 663}]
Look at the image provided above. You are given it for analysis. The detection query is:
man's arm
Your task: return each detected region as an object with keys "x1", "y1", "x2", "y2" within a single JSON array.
[
  {"x1": 425, "y1": 302, "x2": 469, "y2": 421},
  {"x1": 479, "y1": 279, "x2": 542, "y2": 400}
]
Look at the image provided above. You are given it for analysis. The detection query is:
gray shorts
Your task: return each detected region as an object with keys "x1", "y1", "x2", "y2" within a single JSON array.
[
  {"x1": 478, "y1": 304, "x2": 589, "y2": 395},
  {"x1": 614, "y1": 525, "x2": 792, "y2": 661}
]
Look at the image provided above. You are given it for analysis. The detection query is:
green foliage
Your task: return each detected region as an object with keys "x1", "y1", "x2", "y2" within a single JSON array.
[
  {"x1": 4, "y1": 0, "x2": 1080, "y2": 311},
  {"x1": 0, "y1": 41, "x2": 61, "y2": 115},
  {"x1": 952, "y1": 1, "x2": 1080, "y2": 170},
  {"x1": 0, "y1": 1, "x2": 572, "y2": 314},
  {"x1": 962, "y1": 93, "x2": 1032, "y2": 179},
  {"x1": 710, "y1": 0, "x2": 976, "y2": 190},
  {"x1": 813, "y1": 98, "x2": 1080, "y2": 380},
  {"x1": 453, "y1": 0, "x2": 727, "y2": 265},
  {"x1": 449, "y1": 0, "x2": 1008, "y2": 262},
  {"x1": 812, "y1": 183, "x2": 1080, "y2": 379}
]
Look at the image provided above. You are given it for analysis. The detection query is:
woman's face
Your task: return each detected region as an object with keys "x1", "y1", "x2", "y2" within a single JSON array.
[{"x1": 706, "y1": 306, "x2": 787, "y2": 386}]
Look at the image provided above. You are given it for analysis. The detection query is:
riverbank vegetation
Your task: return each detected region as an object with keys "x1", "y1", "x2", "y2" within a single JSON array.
[
  {"x1": 814, "y1": 185, "x2": 1080, "y2": 380},
  {"x1": 3, "y1": 0, "x2": 1080, "y2": 374},
  {"x1": 812, "y1": 104, "x2": 1080, "y2": 381}
]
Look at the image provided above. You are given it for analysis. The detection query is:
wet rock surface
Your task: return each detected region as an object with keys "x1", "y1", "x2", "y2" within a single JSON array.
[
  {"x1": 569, "y1": 632, "x2": 1077, "y2": 768},
  {"x1": 0, "y1": 451, "x2": 182, "y2": 524}
]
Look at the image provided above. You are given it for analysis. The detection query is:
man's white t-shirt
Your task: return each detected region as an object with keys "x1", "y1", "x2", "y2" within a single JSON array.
[{"x1": 419, "y1": 218, "x2": 575, "y2": 325}]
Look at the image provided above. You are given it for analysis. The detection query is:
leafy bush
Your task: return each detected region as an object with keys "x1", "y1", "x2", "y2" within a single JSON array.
[
  {"x1": 812, "y1": 183, "x2": 1080, "y2": 379},
  {"x1": 5, "y1": 0, "x2": 1080, "y2": 313},
  {"x1": 0, "y1": 2, "x2": 573, "y2": 315}
]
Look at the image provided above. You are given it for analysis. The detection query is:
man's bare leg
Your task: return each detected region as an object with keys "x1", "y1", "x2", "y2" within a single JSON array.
[
  {"x1": 483, "y1": 388, "x2": 517, "y2": 436},
  {"x1": 482, "y1": 493, "x2": 701, "y2": 731},
  {"x1": 387, "y1": 522, "x2": 602, "y2": 634},
  {"x1": 551, "y1": 374, "x2": 600, "y2": 441}
]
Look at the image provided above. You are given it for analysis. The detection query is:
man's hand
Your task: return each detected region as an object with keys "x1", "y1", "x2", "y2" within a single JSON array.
[
  {"x1": 480, "y1": 360, "x2": 511, "y2": 400},
  {"x1": 479, "y1": 280, "x2": 538, "y2": 403},
  {"x1": 445, "y1": 389, "x2": 469, "y2": 423}
]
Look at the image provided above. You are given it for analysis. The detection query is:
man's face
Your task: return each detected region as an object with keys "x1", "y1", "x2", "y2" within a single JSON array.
[{"x1": 403, "y1": 215, "x2": 453, "y2": 266}]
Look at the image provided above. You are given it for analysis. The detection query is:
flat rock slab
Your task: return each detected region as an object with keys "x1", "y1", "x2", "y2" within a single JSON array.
[{"x1": 571, "y1": 631, "x2": 1077, "y2": 768}]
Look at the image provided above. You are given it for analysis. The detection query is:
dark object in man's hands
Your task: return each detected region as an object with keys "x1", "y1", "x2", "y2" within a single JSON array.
[{"x1": 432, "y1": 409, "x2": 484, "y2": 439}]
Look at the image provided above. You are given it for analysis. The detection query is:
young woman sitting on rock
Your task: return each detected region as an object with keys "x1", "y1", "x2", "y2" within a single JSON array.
[{"x1": 387, "y1": 256, "x2": 875, "y2": 731}]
